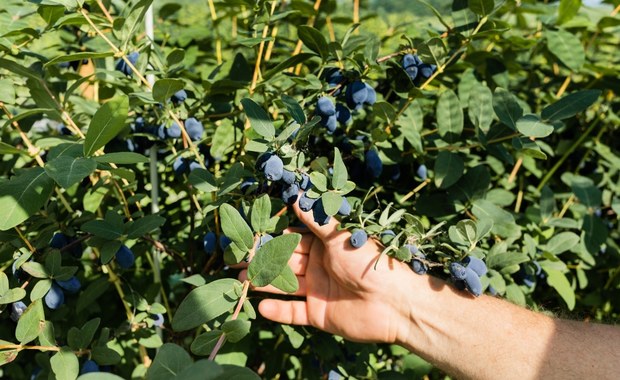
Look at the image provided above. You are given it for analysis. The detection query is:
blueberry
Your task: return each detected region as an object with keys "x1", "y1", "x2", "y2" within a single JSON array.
[
  {"x1": 364, "y1": 83, "x2": 376, "y2": 105},
  {"x1": 188, "y1": 160, "x2": 201, "y2": 171},
  {"x1": 464, "y1": 256, "x2": 487, "y2": 276},
  {"x1": 299, "y1": 174, "x2": 311, "y2": 190},
  {"x1": 350, "y1": 229, "x2": 368, "y2": 248},
  {"x1": 173, "y1": 156, "x2": 189, "y2": 176},
  {"x1": 50, "y1": 232, "x2": 69, "y2": 249},
  {"x1": 115, "y1": 245, "x2": 135, "y2": 269},
  {"x1": 337, "y1": 198, "x2": 351, "y2": 216},
  {"x1": 219, "y1": 235, "x2": 232, "y2": 250},
  {"x1": 317, "y1": 97, "x2": 336, "y2": 116},
  {"x1": 115, "y1": 51, "x2": 139, "y2": 76},
  {"x1": 263, "y1": 154, "x2": 284, "y2": 181},
  {"x1": 464, "y1": 267, "x2": 482, "y2": 296},
  {"x1": 133, "y1": 117, "x2": 146, "y2": 132},
  {"x1": 56, "y1": 123, "x2": 72, "y2": 135},
  {"x1": 45, "y1": 283, "x2": 65, "y2": 310},
  {"x1": 171, "y1": 89, "x2": 188, "y2": 104},
  {"x1": 56, "y1": 276, "x2": 81, "y2": 294},
  {"x1": 10, "y1": 301, "x2": 27, "y2": 322},
  {"x1": 166, "y1": 122, "x2": 182, "y2": 139},
  {"x1": 449, "y1": 262, "x2": 467, "y2": 280},
  {"x1": 281, "y1": 169, "x2": 296, "y2": 185},
  {"x1": 402, "y1": 54, "x2": 418, "y2": 69},
  {"x1": 364, "y1": 149, "x2": 383, "y2": 178},
  {"x1": 346, "y1": 80, "x2": 368, "y2": 109},
  {"x1": 203, "y1": 231, "x2": 217, "y2": 254},
  {"x1": 185, "y1": 117, "x2": 204, "y2": 141},
  {"x1": 324, "y1": 68, "x2": 344, "y2": 87},
  {"x1": 152, "y1": 313, "x2": 165, "y2": 328},
  {"x1": 405, "y1": 244, "x2": 419, "y2": 255},
  {"x1": 299, "y1": 192, "x2": 316, "y2": 212},
  {"x1": 412, "y1": 258, "x2": 427, "y2": 275},
  {"x1": 418, "y1": 63, "x2": 436, "y2": 80},
  {"x1": 312, "y1": 199, "x2": 331, "y2": 226},
  {"x1": 405, "y1": 65, "x2": 418, "y2": 81},
  {"x1": 416, "y1": 164, "x2": 427, "y2": 180},
  {"x1": 80, "y1": 360, "x2": 100, "y2": 374},
  {"x1": 488, "y1": 285, "x2": 497, "y2": 296},
  {"x1": 256, "y1": 234, "x2": 273, "y2": 251},
  {"x1": 322, "y1": 114, "x2": 338, "y2": 134},
  {"x1": 335, "y1": 103, "x2": 351, "y2": 125},
  {"x1": 157, "y1": 124, "x2": 167, "y2": 139},
  {"x1": 282, "y1": 183, "x2": 300, "y2": 205}
]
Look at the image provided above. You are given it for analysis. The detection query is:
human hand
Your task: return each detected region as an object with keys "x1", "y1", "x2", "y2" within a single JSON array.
[{"x1": 240, "y1": 199, "x2": 420, "y2": 345}]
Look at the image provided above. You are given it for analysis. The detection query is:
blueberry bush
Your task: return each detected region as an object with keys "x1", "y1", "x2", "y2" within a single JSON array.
[{"x1": 0, "y1": 0, "x2": 619, "y2": 378}]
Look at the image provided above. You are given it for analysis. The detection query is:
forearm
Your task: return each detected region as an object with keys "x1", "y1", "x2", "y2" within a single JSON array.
[{"x1": 398, "y1": 274, "x2": 620, "y2": 380}]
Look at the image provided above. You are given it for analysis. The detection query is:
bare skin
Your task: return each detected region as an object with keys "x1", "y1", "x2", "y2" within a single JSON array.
[{"x1": 242, "y1": 202, "x2": 620, "y2": 379}]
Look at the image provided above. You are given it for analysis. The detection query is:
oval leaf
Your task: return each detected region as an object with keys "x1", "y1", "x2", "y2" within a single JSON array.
[{"x1": 84, "y1": 96, "x2": 129, "y2": 156}]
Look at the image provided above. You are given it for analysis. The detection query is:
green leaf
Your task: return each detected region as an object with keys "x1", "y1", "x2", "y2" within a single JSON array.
[
  {"x1": 270, "y1": 265, "x2": 299, "y2": 293},
  {"x1": 331, "y1": 148, "x2": 348, "y2": 190},
  {"x1": 493, "y1": 87, "x2": 522, "y2": 129},
  {"x1": 468, "y1": 0, "x2": 494, "y2": 16},
  {"x1": 516, "y1": 114, "x2": 554, "y2": 138},
  {"x1": 90, "y1": 344, "x2": 122, "y2": 366},
  {"x1": 541, "y1": 90, "x2": 601, "y2": 121},
  {"x1": 468, "y1": 83, "x2": 494, "y2": 133},
  {"x1": 0, "y1": 272, "x2": 7, "y2": 294},
  {"x1": 172, "y1": 279, "x2": 241, "y2": 331},
  {"x1": 93, "y1": 152, "x2": 149, "y2": 164},
  {"x1": 321, "y1": 192, "x2": 343, "y2": 216},
  {"x1": 152, "y1": 79, "x2": 184, "y2": 104},
  {"x1": 434, "y1": 152, "x2": 464, "y2": 189},
  {"x1": 248, "y1": 233, "x2": 301, "y2": 287},
  {"x1": 297, "y1": 26, "x2": 329, "y2": 59},
  {"x1": 81, "y1": 220, "x2": 123, "y2": 240},
  {"x1": 557, "y1": 0, "x2": 581, "y2": 24},
  {"x1": 0, "y1": 168, "x2": 54, "y2": 231},
  {"x1": 188, "y1": 168, "x2": 218, "y2": 193},
  {"x1": 545, "y1": 269, "x2": 575, "y2": 310},
  {"x1": 45, "y1": 156, "x2": 97, "y2": 189},
  {"x1": 29, "y1": 280, "x2": 52, "y2": 302},
  {"x1": 78, "y1": 374, "x2": 125, "y2": 380},
  {"x1": 281, "y1": 95, "x2": 306, "y2": 125},
  {"x1": 240, "y1": 98, "x2": 275, "y2": 139},
  {"x1": 126, "y1": 215, "x2": 166, "y2": 239},
  {"x1": 0, "y1": 142, "x2": 24, "y2": 155},
  {"x1": 217, "y1": 365, "x2": 260, "y2": 380},
  {"x1": 21, "y1": 262, "x2": 50, "y2": 279},
  {"x1": 50, "y1": 348, "x2": 79, "y2": 380},
  {"x1": 545, "y1": 29, "x2": 585, "y2": 71},
  {"x1": 251, "y1": 195, "x2": 271, "y2": 234},
  {"x1": 471, "y1": 200, "x2": 521, "y2": 239},
  {"x1": 545, "y1": 232, "x2": 580, "y2": 255},
  {"x1": 570, "y1": 175, "x2": 601, "y2": 208},
  {"x1": 436, "y1": 89, "x2": 463, "y2": 142},
  {"x1": 264, "y1": 53, "x2": 315, "y2": 80},
  {"x1": 281, "y1": 325, "x2": 304, "y2": 349},
  {"x1": 191, "y1": 330, "x2": 223, "y2": 356},
  {"x1": 220, "y1": 204, "x2": 254, "y2": 250},
  {"x1": 309, "y1": 172, "x2": 327, "y2": 192},
  {"x1": 0, "y1": 287, "x2": 26, "y2": 304},
  {"x1": 83, "y1": 96, "x2": 129, "y2": 156},
  {"x1": 147, "y1": 343, "x2": 193, "y2": 380},
  {"x1": 222, "y1": 319, "x2": 251, "y2": 343},
  {"x1": 0, "y1": 348, "x2": 19, "y2": 367},
  {"x1": 15, "y1": 300, "x2": 45, "y2": 344},
  {"x1": 45, "y1": 52, "x2": 114, "y2": 67}
]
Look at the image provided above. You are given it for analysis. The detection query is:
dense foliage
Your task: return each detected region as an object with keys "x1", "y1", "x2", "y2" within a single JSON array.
[{"x1": 0, "y1": 0, "x2": 618, "y2": 378}]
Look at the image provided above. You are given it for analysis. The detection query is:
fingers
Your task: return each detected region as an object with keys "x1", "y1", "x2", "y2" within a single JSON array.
[
  {"x1": 258, "y1": 299, "x2": 309, "y2": 325},
  {"x1": 291, "y1": 193, "x2": 342, "y2": 240}
]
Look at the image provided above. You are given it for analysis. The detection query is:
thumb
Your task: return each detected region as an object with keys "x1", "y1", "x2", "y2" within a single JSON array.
[{"x1": 291, "y1": 193, "x2": 343, "y2": 241}]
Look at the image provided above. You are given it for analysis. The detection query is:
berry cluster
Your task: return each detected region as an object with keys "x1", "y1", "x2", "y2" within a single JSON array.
[
  {"x1": 115, "y1": 51, "x2": 139, "y2": 76},
  {"x1": 449, "y1": 256, "x2": 488, "y2": 297},
  {"x1": 401, "y1": 53, "x2": 437, "y2": 86}
]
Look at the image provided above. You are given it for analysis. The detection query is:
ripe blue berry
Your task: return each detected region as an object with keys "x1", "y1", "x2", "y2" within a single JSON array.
[
  {"x1": 50, "y1": 232, "x2": 69, "y2": 249},
  {"x1": 263, "y1": 154, "x2": 284, "y2": 181},
  {"x1": 282, "y1": 183, "x2": 300, "y2": 205},
  {"x1": 115, "y1": 245, "x2": 135, "y2": 269},
  {"x1": 405, "y1": 244, "x2": 419, "y2": 255},
  {"x1": 173, "y1": 156, "x2": 189, "y2": 176},
  {"x1": 449, "y1": 262, "x2": 467, "y2": 280},
  {"x1": 317, "y1": 97, "x2": 336, "y2": 116},
  {"x1": 405, "y1": 65, "x2": 419, "y2": 81},
  {"x1": 171, "y1": 89, "x2": 187, "y2": 104},
  {"x1": 346, "y1": 80, "x2": 368, "y2": 109},
  {"x1": 324, "y1": 68, "x2": 344, "y2": 87},
  {"x1": 335, "y1": 103, "x2": 351, "y2": 125},
  {"x1": 337, "y1": 198, "x2": 351, "y2": 216},
  {"x1": 488, "y1": 285, "x2": 497, "y2": 296},
  {"x1": 299, "y1": 192, "x2": 316, "y2": 212},
  {"x1": 350, "y1": 229, "x2": 368, "y2": 248},
  {"x1": 464, "y1": 256, "x2": 487, "y2": 276},
  {"x1": 365, "y1": 149, "x2": 383, "y2": 178},
  {"x1": 364, "y1": 83, "x2": 376, "y2": 105},
  {"x1": 299, "y1": 173, "x2": 311, "y2": 190},
  {"x1": 10, "y1": 301, "x2": 27, "y2": 322},
  {"x1": 402, "y1": 54, "x2": 419, "y2": 69},
  {"x1": 281, "y1": 169, "x2": 296, "y2": 185},
  {"x1": 45, "y1": 283, "x2": 65, "y2": 310},
  {"x1": 188, "y1": 160, "x2": 201, "y2": 171},
  {"x1": 412, "y1": 258, "x2": 427, "y2": 275},
  {"x1": 80, "y1": 360, "x2": 100, "y2": 374},
  {"x1": 152, "y1": 313, "x2": 165, "y2": 327},
  {"x1": 417, "y1": 164, "x2": 428, "y2": 180},
  {"x1": 256, "y1": 234, "x2": 273, "y2": 251},
  {"x1": 464, "y1": 267, "x2": 482, "y2": 296},
  {"x1": 312, "y1": 199, "x2": 331, "y2": 226},
  {"x1": 166, "y1": 122, "x2": 182, "y2": 139},
  {"x1": 203, "y1": 231, "x2": 217, "y2": 254},
  {"x1": 185, "y1": 117, "x2": 204, "y2": 141},
  {"x1": 219, "y1": 235, "x2": 232, "y2": 250},
  {"x1": 56, "y1": 276, "x2": 81, "y2": 294},
  {"x1": 115, "y1": 52, "x2": 139, "y2": 76}
]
